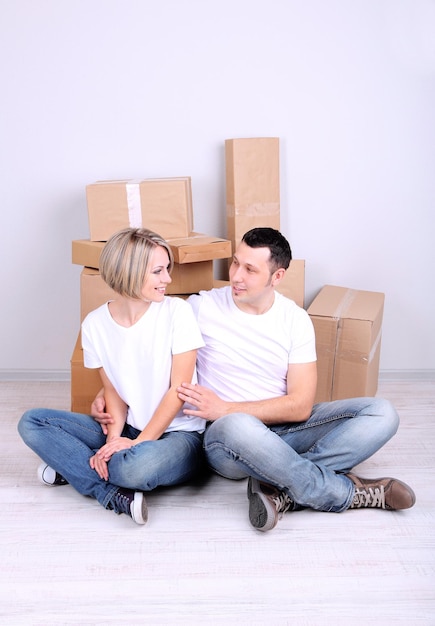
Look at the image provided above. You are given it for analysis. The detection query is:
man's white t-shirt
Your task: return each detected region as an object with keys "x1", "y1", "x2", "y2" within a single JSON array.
[
  {"x1": 81, "y1": 296, "x2": 206, "y2": 433},
  {"x1": 188, "y1": 286, "x2": 316, "y2": 402}
]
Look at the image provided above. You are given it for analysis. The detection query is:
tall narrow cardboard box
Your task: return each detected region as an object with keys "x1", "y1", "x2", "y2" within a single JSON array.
[{"x1": 225, "y1": 138, "x2": 280, "y2": 252}]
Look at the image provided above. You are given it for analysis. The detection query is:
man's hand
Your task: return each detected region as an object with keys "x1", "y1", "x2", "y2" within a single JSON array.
[
  {"x1": 177, "y1": 383, "x2": 228, "y2": 421},
  {"x1": 91, "y1": 395, "x2": 114, "y2": 435}
]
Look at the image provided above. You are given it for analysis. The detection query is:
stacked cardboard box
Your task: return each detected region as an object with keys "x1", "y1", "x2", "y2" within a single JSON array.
[
  {"x1": 225, "y1": 137, "x2": 305, "y2": 307},
  {"x1": 71, "y1": 177, "x2": 232, "y2": 412},
  {"x1": 71, "y1": 333, "x2": 102, "y2": 414},
  {"x1": 86, "y1": 177, "x2": 194, "y2": 241},
  {"x1": 225, "y1": 138, "x2": 280, "y2": 252},
  {"x1": 70, "y1": 141, "x2": 385, "y2": 410}
]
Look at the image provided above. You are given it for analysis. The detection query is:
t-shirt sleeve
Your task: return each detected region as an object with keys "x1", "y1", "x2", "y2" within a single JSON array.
[
  {"x1": 288, "y1": 307, "x2": 317, "y2": 364},
  {"x1": 81, "y1": 314, "x2": 103, "y2": 369},
  {"x1": 187, "y1": 293, "x2": 201, "y2": 319},
  {"x1": 171, "y1": 298, "x2": 205, "y2": 355}
]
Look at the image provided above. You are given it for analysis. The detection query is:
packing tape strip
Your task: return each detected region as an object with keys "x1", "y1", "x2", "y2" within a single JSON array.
[
  {"x1": 126, "y1": 181, "x2": 143, "y2": 228},
  {"x1": 332, "y1": 289, "x2": 357, "y2": 321},
  {"x1": 367, "y1": 328, "x2": 382, "y2": 364},
  {"x1": 227, "y1": 202, "x2": 280, "y2": 217}
]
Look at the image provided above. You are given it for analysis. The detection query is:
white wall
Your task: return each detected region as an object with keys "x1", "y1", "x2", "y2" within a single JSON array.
[{"x1": 1, "y1": 0, "x2": 434, "y2": 377}]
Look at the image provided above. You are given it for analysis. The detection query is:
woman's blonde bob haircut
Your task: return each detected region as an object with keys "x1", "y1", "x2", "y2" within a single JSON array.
[{"x1": 99, "y1": 227, "x2": 174, "y2": 299}]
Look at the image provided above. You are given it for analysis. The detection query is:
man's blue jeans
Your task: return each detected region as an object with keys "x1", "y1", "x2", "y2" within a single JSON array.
[
  {"x1": 18, "y1": 408, "x2": 204, "y2": 513},
  {"x1": 203, "y1": 397, "x2": 399, "y2": 512}
]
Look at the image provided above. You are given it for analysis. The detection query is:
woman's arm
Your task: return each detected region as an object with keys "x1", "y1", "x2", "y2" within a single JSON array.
[
  {"x1": 135, "y1": 349, "x2": 198, "y2": 442},
  {"x1": 93, "y1": 349, "x2": 198, "y2": 465}
]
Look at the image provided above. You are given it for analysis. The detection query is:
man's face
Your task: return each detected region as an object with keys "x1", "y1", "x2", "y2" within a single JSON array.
[{"x1": 229, "y1": 241, "x2": 275, "y2": 308}]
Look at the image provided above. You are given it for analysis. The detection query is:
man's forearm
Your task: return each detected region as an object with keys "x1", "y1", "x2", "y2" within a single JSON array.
[{"x1": 222, "y1": 395, "x2": 313, "y2": 425}]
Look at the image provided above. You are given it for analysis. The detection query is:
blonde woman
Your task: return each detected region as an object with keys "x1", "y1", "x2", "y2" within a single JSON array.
[{"x1": 18, "y1": 228, "x2": 206, "y2": 525}]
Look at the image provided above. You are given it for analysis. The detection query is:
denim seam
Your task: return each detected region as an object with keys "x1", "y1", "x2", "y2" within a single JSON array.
[{"x1": 272, "y1": 412, "x2": 357, "y2": 435}]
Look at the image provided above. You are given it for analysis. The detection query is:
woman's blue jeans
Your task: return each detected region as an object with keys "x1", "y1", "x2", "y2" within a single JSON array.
[
  {"x1": 18, "y1": 408, "x2": 205, "y2": 512},
  {"x1": 203, "y1": 397, "x2": 400, "y2": 512}
]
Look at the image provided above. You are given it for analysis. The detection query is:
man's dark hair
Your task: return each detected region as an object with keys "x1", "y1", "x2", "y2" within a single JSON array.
[{"x1": 242, "y1": 227, "x2": 292, "y2": 271}]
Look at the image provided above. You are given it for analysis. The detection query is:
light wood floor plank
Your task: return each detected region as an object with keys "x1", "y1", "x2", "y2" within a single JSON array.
[{"x1": 0, "y1": 380, "x2": 434, "y2": 625}]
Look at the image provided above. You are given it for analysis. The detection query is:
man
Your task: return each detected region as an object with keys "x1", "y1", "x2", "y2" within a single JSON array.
[{"x1": 95, "y1": 227, "x2": 415, "y2": 531}]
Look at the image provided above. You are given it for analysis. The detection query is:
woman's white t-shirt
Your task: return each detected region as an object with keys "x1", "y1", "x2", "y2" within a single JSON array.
[
  {"x1": 188, "y1": 286, "x2": 316, "y2": 402},
  {"x1": 81, "y1": 296, "x2": 206, "y2": 433}
]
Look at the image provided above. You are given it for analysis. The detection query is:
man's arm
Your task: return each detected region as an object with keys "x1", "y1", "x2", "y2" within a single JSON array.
[
  {"x1": 90, "y1": 369, "x2": 128, "y2": 480},
  {"x1": 177, "y1": 361, "x2": 317, "y2": 424},
  {"x1": 91, "y1": 387, "x2": 114, "y2": 435}
]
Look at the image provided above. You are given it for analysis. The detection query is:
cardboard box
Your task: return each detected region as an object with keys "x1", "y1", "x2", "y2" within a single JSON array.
[
  {"x1": 169, "y1": 261, "x2": 214, "y2": 294},
  {"x1": 72, "y1": 234, "x2": 232, "y2": 270},
  {"x1": 80, "y1": 263, "x2": 214, "y2": 320},
  {"x1": 275, "y1": 260, "x2": 305, "y2": 308},
  {"x1": 225, "y1": 138, "x2": 280, "y2": 252},
  {"x1": 72, "y1": 239, "x2": 105, "y2": 269},
  {"x1": 167, "y1": 233, "x2": 232, "y2": 264},
  {"x1": 70, "y1": 332, "x2": 102, "y2": 414},
  {"x1": 86, "y1": 177, "x2": 194, "y2": 241},
  {"x1": 307, "y1": 285, "x2": 385, "y2": 403}
]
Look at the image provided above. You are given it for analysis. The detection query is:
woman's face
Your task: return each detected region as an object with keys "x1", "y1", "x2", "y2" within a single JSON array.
[{"x1": 140, "y1": 245, "x2": 172, "y2": 302}]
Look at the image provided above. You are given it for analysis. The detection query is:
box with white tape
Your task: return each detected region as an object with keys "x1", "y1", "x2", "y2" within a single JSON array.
[{"x1": 86, "y1": 177, "x2": 194, "y2": 241}]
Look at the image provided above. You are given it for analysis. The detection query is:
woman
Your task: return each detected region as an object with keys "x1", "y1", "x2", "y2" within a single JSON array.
[{"x1": 18, "y1": 227, "x2": 206, "y2": 525}]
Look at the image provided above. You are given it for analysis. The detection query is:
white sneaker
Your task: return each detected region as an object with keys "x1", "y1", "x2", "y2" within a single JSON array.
[{"x1": 37, "y1": 463, "x2": 68, "y2": 486}]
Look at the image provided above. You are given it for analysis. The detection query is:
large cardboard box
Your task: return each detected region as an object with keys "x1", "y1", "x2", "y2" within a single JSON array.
[
  {"x1": 70, "y1": 333, "x2": 102, "y2": 414},
  {"x1": 86, "y1": 177, "x2": 194, "y2": 241},
  {"x1": 80, "y1": 263, "x2": 214, "y2": 320},
  {"x1": 225, "y1": 138, "x2": 280, "y2": 252},
  {"x1": 307, "y1": 285, "x2": 385, "y2": 403},
  {"x1": 72, "y1": 233, "x2": 232, "y2": 270}
]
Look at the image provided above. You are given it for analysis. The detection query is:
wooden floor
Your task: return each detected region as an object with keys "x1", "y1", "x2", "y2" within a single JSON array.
[{"x1": 0, "y1": 379, "x2": 434, "y2": 626}]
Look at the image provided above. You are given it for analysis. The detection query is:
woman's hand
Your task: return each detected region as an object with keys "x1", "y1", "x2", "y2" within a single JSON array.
[
  {"x1": 89, "y1": 453, "x2": 109, "y2": 481},
  {"x1": 96, "y1": 437, "x2": 135, "y2": 462}
]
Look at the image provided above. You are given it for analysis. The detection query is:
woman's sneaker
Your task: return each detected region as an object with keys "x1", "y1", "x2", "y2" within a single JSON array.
[
  {"x1": 37, "y1": 463, "x2": 69, "y2": 486},
  {"x1": 111, "y1": 488, "x2": 148, "y2": 525}
]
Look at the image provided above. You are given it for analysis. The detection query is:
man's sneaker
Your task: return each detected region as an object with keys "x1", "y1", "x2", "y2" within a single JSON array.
[
  {"x1": 37, "y1": 463, "x2": 68, "y2": 486},
  {"x1": 111, "y1": 488, "x2": 148, "y2": 525},
  {"x1": 347, "y1": 473, "x2": 416, "y2": 510},
  {"x1": 247, "y1": 476, "x2": 294, "y2": 532}
]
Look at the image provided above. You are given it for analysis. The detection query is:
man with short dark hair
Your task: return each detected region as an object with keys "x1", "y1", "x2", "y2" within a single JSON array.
[{"x1": 175, "y1": 227, "x2": 415, "y2": 531}]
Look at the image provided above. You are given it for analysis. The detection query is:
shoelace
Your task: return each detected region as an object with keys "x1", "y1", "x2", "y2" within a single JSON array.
[
  {"x1": 114, "y1": 490, "x2": 132, "y2": 515},
  {"x1": 271, "y1": 491, "x2": 294, "y2": 515},
  {"x1": 352, "y1": 486, "x2": 386, "y2": 509}
]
